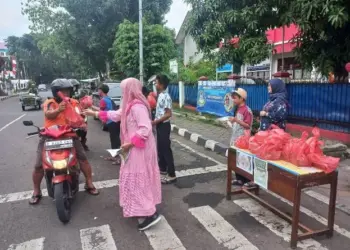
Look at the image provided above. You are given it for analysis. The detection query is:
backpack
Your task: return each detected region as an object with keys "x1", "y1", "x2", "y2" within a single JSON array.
[{"x1": 105, "y1": 97, "x2": 118, "y2": 110}]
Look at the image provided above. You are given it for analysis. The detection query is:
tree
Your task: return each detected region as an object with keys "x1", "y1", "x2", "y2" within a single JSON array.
[
  {"x1": 112, "y1": 20, "x2": 176, "y2": 80},
  {"x1": 185, "y1": 0, "x2": 350, "y2": 78},
  {"x1": 5, "y1": 34, "x2": 92, "y2": 82},
  {"x1": 22, "y1": 0, "x2": 173, "y2": 78}
]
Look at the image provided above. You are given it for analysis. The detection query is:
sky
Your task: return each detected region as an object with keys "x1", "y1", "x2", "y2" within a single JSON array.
[{"x1": 0, "y1": 0, "x2": 190, "y2": 42}]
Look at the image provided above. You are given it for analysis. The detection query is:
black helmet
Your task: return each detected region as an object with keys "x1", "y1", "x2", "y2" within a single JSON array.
[{"x1": 51, "y1": 78, "x2": 74, "y2": 102}]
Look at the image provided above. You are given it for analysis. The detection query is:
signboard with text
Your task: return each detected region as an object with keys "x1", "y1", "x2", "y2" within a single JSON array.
[{"x1": 196, "y1": 80, "x2": 236, "y2": 116}]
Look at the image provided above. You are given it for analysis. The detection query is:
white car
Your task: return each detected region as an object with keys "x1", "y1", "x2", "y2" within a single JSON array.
[{"x1": 38, "y1": 84, "x2": 47, "y2": 91}]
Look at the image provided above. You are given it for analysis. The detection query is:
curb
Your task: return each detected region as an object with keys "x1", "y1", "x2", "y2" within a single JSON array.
[
  {"x1": 171, "y1": 124, "x2": 229, "y2": 157},
  {"x1": 0, "y1": 94, "x2": 19, "y2": 102}
]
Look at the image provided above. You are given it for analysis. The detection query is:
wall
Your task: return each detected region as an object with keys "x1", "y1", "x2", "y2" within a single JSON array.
[
  {"x1": 169, "y1": 82, "x2": 350, "y2": 133},
  {"x1": 183, "y1": 34, "x2": 203, "y2": 65}
]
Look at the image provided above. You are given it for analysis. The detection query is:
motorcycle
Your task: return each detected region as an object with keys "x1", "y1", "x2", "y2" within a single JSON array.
[{"x1": 24, "y1": 121, "x2": 80, "y2": 223}]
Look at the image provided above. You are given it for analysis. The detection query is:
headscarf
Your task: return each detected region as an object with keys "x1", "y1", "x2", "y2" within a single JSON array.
[
  {"x1": 269, "y1": 79, "x2": 288, "y2": 102},
  {"x1": 120, "y1": 78, "x2": 151, "y2": 142}
]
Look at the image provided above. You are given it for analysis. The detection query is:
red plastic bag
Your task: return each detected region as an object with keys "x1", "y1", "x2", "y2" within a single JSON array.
[
  {"x1": 79, "y1": 95, "x2": 93, "y2": 109},
  {"x1": 58, "y1": 91, "x2": 86, "y2": 128},
  {"x1": 235, "y1": 130, "x2": 251, "y2": 149},
  {"x1": 249, "y1": 128, "x2": 290, "y2": 160},
  {"x1": 288, "y1": 131, "x2": 311, "y2": 166},
  {"x1": 305, "y1": 127, "x2": 324, "y2": 155},
  {"x1": 308, "y1": 154, "x2": 339, "y2": 173},
  {"x1": 256, "y1": 129, "x2": 290, "y2": 160}
]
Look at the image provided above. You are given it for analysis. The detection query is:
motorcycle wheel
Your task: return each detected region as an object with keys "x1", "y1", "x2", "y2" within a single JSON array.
[
  {"x1": 54, "y1": 182, "x2": 71, "y2": 223},
  {"x1": 45, "y1": 173, "x2": 54, "y2": 198}
]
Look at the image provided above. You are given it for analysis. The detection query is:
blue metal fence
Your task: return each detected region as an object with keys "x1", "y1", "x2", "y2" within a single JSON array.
[{"x1": 168, "y1": 82, "x2": 350, "y2": 133}]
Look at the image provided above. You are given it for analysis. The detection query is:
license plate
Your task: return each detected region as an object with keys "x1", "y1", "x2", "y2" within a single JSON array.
[{"x1": 45, "y1": 139, "x2": 73, "y2": 150}]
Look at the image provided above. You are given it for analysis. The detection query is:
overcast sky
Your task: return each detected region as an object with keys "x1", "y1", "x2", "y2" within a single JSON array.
[{"x1": 0, "y1": 0, "x2": 190, "y2": 41}]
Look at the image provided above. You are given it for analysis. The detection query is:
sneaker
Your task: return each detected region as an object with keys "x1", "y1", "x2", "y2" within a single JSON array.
[
  {"x1": 161, "y1": 175, "x2": 177, "y2": 184},
  {"x1": 160, "y1": 171, "x2": 167, "y2": 176},
  {"x1": 138, "y1": 212, "x2": 162, "y2": 231}
]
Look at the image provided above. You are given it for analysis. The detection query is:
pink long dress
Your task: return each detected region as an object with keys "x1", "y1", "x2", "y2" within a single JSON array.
[{"x1": 102, "y1": 102, "x2": 161, "y2": 217}]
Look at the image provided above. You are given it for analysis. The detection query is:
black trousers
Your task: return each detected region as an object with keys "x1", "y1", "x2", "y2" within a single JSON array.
[
  {"x1": 156, "y1": 122, "x2": 175, "y2": 177},
  {"x1": 107, "y1": 121, "x2": 121, "y2": 149}
]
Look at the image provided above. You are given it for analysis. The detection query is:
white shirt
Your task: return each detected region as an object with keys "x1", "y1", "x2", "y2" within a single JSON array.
[{"x1": 155, "y1": 91, "x2": 172, "y2": 122}]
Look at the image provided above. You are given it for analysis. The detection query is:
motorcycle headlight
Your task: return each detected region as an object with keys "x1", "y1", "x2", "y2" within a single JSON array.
[{"x1": 52, "y1": 160, "x2": 68, "y2": 170}]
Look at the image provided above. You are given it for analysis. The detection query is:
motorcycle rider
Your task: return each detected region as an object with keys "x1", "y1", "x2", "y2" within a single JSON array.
[{"x1": 29, "y1": 79, "x2": 99, "y2": 205}]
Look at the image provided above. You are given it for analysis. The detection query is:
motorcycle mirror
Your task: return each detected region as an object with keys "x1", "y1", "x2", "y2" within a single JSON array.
[{"x1": 23, "y1": 121, "x2": 34, "y2": 126}]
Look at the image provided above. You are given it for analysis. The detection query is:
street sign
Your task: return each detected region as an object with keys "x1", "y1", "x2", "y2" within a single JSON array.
[
  {"x1": 169, "y1": 59, "x2": 178, "y2": 74},
  {"x1": 216, "y1": 63, "x2": 233, "y2": 73}
]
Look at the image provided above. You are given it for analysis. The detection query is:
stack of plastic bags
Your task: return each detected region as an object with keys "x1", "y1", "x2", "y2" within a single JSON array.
[{"x1": 234, "y1": 127, "x2": 339, "y2": 173}]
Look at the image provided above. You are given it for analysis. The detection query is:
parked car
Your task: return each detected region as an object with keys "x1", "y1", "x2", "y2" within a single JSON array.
[
  {"x1": 38, "y1": 84, "x2": 47, "y2": 91},
  {"x1": 92, "y1": 81, "x2": 122, "y2": 130}
]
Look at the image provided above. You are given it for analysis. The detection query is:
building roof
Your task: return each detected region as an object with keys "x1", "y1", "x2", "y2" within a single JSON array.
[
  {"x1": 0, "y1": 41, "x2": 8, "y2": 50},
  {"x1": 175, "y1": 12, "x2": 191, "y2": 45}
]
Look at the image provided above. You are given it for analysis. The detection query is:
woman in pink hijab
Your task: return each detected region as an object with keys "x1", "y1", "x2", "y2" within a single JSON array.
[{"x1": 84, "y1": 78, "x2": 162, "y2": 231}]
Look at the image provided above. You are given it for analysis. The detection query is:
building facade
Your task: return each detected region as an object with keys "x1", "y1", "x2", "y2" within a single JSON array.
[{"x1": 175, "y1": 12, "x2": 203, "y2": 66}]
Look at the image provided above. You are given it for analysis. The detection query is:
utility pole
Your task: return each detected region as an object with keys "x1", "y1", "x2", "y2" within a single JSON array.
[{"x1": 139, "y1": 0, "x2": 144, "y2": 84}]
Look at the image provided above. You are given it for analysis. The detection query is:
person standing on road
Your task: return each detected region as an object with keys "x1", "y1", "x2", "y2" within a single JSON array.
[
  {"x1": 84, "y1": 78, "x2": 162, "y2": 231},
  {"x1": 92, "y1": 84, "x2": 121, "y2": 164},
  {"x1": 152, "y1": 75, "x2": 177, "y2": 184},
  {"x1": 229, "y1": 88, "x2": 254, "y2": 187},
  {"x1": 259, "y1": 79, "x2": 288, "y2": 131}
]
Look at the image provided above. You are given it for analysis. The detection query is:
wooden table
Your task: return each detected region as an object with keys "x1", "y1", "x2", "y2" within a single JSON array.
[{"x1": 226, "y1": 147, "x2": 338, "y2": 248}]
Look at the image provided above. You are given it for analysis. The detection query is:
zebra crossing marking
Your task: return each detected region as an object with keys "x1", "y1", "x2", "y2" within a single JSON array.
[
  {"x1": 266, "y1": 190, "x2": 350, "y2": 239},
  {"x1": 189, "y1": 205, "x2": 259, "y2": 249},
  {"x1": 234, "y1": 199, "x2": 328, "y2": 250},
  {"x1": 7, "y1": 237, "x2": 45, "y2": 250},
  {"x1": 80, "y1": 224, "x2": 117, "y2": 250},
  {"x1": 144, "y1": 216, "x2": 186, "y2": 250}
]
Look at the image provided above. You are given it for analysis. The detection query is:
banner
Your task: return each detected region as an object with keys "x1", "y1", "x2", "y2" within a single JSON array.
[{"x1": 196, "y1": 80, "x2": 236, "y2": 116}]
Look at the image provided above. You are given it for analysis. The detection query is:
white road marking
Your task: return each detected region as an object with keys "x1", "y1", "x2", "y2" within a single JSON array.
[
  {"x1": 0, "y1": 165, "x2": 226, "y2": 204},
  {"x1": 267, "y1": 191, "x2": 350, "y2": 239},
  {"x1": 189, "y1": 206, "x2": 258, "y2": 250},
  {"x1": 7, "y1": 237, "x2": 45, "y2": 250},
  {"x1": 0, "y1": 114, "x2": 26, "y2": 132},
  {"x1": 234, "y1": 199, "x2": 328, "y2": 250},
  {"x1": 172, "y1": 139, "x2": 225, "y2": 166},
  {"x1": 144, "y1": 216, "x2": 186, "y2": 250},
  {"x1": 304, "y1": 190, "x2": 350, "y2": 215},
  {"x1": 80, "y1": 224, "x2": 117, "y2": 250}
]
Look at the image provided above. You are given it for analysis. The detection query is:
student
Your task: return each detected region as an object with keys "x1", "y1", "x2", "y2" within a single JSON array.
[
  {"x1": 152, "y1": 75, "x2": 176, "y2": 184},
  {"x1": 92, "y1": 84, "x2": 121, "y2": 164},
  {"x1": 229, "y1": 88, "x2": 254, "y2": 187}
]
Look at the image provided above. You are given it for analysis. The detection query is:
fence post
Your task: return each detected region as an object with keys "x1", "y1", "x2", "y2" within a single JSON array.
[{"x1": 179, "y1": 81, "x2": 185, "y2": 108}]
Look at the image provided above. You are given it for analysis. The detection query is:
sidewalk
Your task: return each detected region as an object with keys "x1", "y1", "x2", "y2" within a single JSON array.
[
  {"x1": 171, "y1": 114, "x2": 350, "y2": 215},
  {"x1": 0, "y1": 94, "x2": 19, "y2": 102}
]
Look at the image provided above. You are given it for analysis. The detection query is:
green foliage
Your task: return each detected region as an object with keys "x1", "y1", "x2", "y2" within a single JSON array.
[
  {"x1": 22, "y1": 0, "x2": 173, "y2": 78},
  {"x1": 112, "y1": 20, "x2": 176, "y2": 80},
  {"x1": 170, "y1": 59, "x2": 227, "y2": 84},
  {"x1": 185, "y1": 0, "x2": 350, "y2": 77}
]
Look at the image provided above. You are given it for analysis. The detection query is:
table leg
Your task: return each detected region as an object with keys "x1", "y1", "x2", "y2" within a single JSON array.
[
  {"x1": 291, "y1": 185, "x2": 301, "y2": 248},
  {"x1": 226, "y1": 162, "x2": 232, "y2": 200},
  {"x1": 327, "y1": 171, "x2": 338, "y2": 237}
]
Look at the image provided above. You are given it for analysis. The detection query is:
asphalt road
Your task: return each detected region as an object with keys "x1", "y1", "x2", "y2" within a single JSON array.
[{"x1": 0, "y1": 96, "x2": 350, "y2": 250}]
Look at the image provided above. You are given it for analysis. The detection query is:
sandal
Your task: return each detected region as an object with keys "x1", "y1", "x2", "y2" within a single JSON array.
[
  {"x1": 161, "y1": 176, "x2": 177, "y2": 184},
  {"x1": 100, "y1": 156, "x2": 115, "y2": 161},
  {"x1": 112, "y1": 157, "x2": 121, "y2": 165},
  {"x1": 243, "y1": 182, "x2": 258, "y2": 188},
  {"x1": 84, "y1": 184, "x2": 100, "y2": 195},
  {"x1": 29, "y1": 193, "x2": 42, "y2": 205},
  {"x1": 232, "y1": 180, "x2": 244, "y2": 186}
]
